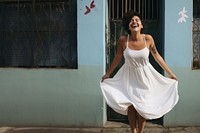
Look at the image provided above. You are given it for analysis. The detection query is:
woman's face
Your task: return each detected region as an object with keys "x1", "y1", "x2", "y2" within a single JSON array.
[{"x1": 129, "y1": 16, "x2": 143, "y2": 32}]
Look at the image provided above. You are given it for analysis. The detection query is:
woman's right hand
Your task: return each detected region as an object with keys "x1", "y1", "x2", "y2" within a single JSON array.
[{"x1": 101, "y1": 74, "x2": 110, "y2": 82}]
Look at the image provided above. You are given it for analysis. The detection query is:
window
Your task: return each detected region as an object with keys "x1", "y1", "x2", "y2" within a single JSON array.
[
  {"x1": 0, "y1": 0, "x2": 77, "y2": 69},
  {"x1": 193, "y1": 0, "x2": 200, "y2": 69}
]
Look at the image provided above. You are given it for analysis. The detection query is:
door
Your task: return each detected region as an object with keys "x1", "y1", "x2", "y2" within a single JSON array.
[{"x1": 106, "y1": 0, "x2": 164, "y2": 125}]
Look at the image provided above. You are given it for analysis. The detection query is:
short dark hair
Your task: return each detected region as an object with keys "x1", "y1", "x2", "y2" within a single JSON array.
[{"x1": 122, "y1": 10, "x2": 142, "y2": 34}]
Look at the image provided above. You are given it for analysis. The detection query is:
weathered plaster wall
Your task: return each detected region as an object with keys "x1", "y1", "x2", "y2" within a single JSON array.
[
  {"x1": 164, "y1": 0, "x2": 200, "y2": 126},
  {"x1": 0, "y1": 0, "x2": 106, "y2": 127}
]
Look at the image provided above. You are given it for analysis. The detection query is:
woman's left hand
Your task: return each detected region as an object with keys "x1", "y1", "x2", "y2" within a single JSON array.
[{"x1": 169, "y1": 73, "x2": 177, "y2": 80}]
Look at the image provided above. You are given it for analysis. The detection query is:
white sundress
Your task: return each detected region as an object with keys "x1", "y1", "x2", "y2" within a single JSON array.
[{"x1": 100, "y1": 34, "x2": 179, "y2": 120}]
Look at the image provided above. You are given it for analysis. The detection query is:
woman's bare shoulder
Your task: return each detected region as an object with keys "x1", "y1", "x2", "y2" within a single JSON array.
[
  {"x1": 118, "y1": 35, "x2": 128, "y2": 48},
  {"x1": 144, "y1": 34, "x2": 155, "y2": 49},
  {"x1": 144, "y1": 34, "x2": 154, "y2": 40},
  {"x1": 118, "y1": 34, "x2": 128, "y2": 42}
]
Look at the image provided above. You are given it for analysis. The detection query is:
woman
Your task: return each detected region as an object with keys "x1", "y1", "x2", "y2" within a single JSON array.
[{"x1": 100, "y1": 11, "x2": 179, "y2": 133}]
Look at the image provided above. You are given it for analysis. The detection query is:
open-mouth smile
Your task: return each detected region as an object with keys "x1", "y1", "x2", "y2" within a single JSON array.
[{"x1": 131, "y1": 23, "x2": 139, "y2": 29}]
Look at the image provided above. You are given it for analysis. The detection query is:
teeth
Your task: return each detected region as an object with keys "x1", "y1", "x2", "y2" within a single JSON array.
[
  {"x1": 132, "y1": 25, "x2": 138, "y2": 28},
  {"x1": 131, "y1": 24, "x2": 138, "y2": 28}
]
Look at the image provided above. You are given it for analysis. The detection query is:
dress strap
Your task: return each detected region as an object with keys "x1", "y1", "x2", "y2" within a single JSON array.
[
  {"x1": 126, "y1": 35, "x2": 129, "y2": 48},
  {"x1": 143, "y1": 34, "x2": 147, "y2": 47}
]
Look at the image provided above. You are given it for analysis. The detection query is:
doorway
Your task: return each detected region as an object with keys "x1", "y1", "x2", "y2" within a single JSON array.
[{"x1": 106, "y1": 0, "x2": 164, "y2": 125}]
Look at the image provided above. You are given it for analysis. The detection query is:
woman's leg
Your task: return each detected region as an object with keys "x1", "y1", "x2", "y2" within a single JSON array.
[
  {"x1": 137, "y1": 113, "x2": 146, "y2": 133},
  {"x1": 128, "y1": 105, "x2": 137, "y2": 133}
]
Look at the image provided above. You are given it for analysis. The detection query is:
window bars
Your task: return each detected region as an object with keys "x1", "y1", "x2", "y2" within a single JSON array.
[
  {"x1": 0, "y1": 0, "x2": 77, "y2": 68},
  {"x1": 108, "y1": 0, "x2": 159, "y2": 20}
]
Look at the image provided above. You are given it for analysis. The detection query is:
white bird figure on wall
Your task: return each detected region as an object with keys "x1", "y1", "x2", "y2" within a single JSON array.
[{"x1": 178, "y1": 6, "x2": 189, "y2": 23}]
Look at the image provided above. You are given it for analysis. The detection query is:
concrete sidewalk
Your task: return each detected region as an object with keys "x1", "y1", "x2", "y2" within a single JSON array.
[
  {"x1": 1, "y1": 126, "x2": 200, "y2": 133},
  {"x1": 0, "y1": 122, "x2": 200, "y2": 133}
]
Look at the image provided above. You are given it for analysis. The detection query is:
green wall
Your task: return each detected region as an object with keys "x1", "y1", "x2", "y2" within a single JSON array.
[
  {"x1": 164, "y1": 0, "x2": 200, "y2": 126},
  {"x1": 0, "y1": 0, "x2": 106, "y2": 127},
  {"x1": 0, "y1": 67, "x2": 103, "y2": 127}
]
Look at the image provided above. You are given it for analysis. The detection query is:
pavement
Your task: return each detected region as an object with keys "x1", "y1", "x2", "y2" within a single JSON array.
[{"x1": 0, "y1": 122, "x2": 200, "y2": 133}]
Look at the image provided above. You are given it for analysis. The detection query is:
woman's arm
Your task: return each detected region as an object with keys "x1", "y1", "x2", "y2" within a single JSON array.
[
  {"x1": 101, "y1": 36, "x2": 125, "y2": 81},
  {"x1": 147, "y1": 35, "x2": 177, "y2": 80}
]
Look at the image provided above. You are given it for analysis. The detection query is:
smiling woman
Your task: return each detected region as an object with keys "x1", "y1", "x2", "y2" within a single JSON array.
[
  {"x1": 106, "y1": 0, "x2": 165, "y2": 126},
  {"x1": 101, "y1": 10, "x2": 179, "y2": 133}
]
